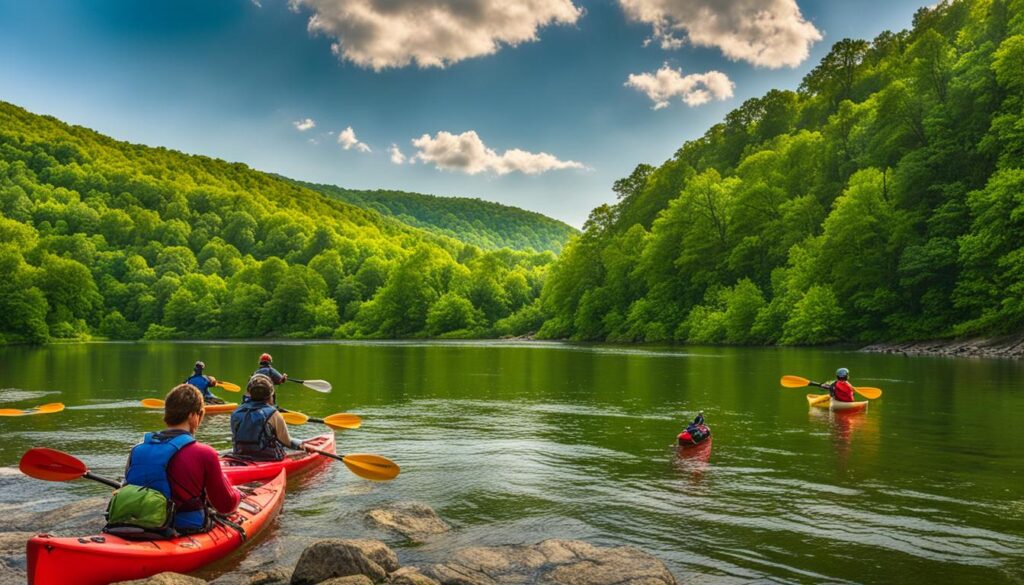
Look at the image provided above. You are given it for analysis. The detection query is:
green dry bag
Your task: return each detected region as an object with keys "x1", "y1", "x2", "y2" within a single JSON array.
[{"x1": 104, "y1": 485, "x2": 176, "y2": 540}]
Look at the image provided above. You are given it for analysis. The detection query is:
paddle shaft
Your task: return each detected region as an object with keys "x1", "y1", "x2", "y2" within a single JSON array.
[
  {"x1": 84, "y1": 471, "x2": 121, "y2": 489},
  {"x1": 307, "y1": 446, "x2": 346, "y2": 463},
  {"x1": 278, "y1": 407, "x2": 328, "y2": 424}
]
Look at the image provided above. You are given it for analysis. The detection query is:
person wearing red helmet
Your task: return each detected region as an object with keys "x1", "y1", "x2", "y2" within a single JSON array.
[{"x1": 254, "y1": 353, "x2": 287, "y2": 386}]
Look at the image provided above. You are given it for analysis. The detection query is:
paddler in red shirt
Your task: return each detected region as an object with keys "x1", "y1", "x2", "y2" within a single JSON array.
[
  {"x1": 823, "y1": 368, "x2": 856, "y2": 402},
  {"x1": 117, "y1": 384, "x2": 241, "y2": 534}
]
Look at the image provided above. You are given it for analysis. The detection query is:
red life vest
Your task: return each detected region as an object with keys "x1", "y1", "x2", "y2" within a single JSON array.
[{"x1": 833, "y1": 380, "x2": 855, "y2": 402}]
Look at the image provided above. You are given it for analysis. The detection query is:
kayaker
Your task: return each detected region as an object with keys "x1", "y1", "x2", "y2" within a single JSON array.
[
  {"x1": 184, "y1": 361, "x2": 224, "y2": 405},
  {"x1": 230, "y1": 374, "x2": 313, "y2": 461},
  {"x1": 254, "y1": 353, "x2": 287, "y2": 386},
  {"x1": 106, "y1": 384, "x2": 240, "y2": 538},
  {"x1": 822, "y1": 368, "x2": 856, "y2": 402},
  {"x1": 677, "y1": 412, "x2": 711, "y2": 446}
]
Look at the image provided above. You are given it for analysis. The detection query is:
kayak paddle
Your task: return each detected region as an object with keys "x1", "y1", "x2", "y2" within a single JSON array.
[
  {"x1": 140, "y1": 398, "x2": 165, "y2": 409},
  {"x1": 0, "y1": 402, "x2": 65, "y2": 417},
  {"x1": 217, "y1": 381, "x2": 241, "y2": 393},
  {"x1": 288, "y1": 378, "x2": 332, "y2": 393},
  {"x1": 280, "y1": 410, "x2": 362, "y2": 430},
  {"x1": 780, "y1": 375, "x2": 883, "y2": 399},
  {"x1": 20, "y1": 448, "x2": 121, "y2": 489},
  {"x1": 304, "y1": 447, "x2": 399, "y2": 481}
]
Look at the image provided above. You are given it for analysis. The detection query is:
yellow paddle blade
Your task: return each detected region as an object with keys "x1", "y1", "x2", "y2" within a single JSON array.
[
  {"x1": 323, "y1": 413, "x2": 362, "y2": 430},
  {"x1": 140, "y1": 398, "x2": 165, "y2": 409},
  {"x1": 281, "y1": 411, "x2": 309, "y2": 425},
  {"x1": 342, "y1": 453, "x2": 400, "y2": 481},
  {"x1": 854, "y1": 386, "x2": 883, "y2": 399},
  {"x1": 218, "y1": 381, "x2": 241, "y2": 393},
  {"x1": 0, "y1": 408, "x2": 27, "y2": 416},
  {"x1": 36, "y1": 403, "x2": 65, "y2": 414},
  {"x1": 781, "y1": 375, "x2": 811, "y2": 388}
]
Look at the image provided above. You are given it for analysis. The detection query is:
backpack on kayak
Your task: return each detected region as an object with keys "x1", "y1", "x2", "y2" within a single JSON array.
[{"x1": 104, "y1": 432, "x2": 208, "y2": 540}]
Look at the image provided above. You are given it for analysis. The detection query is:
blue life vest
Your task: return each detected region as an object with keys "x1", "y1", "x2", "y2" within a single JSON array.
[
  {"x1": 230, "y1": 401, "x2": 284, "y2": 461},
  {"x1": 254, "y1": 366, "x2": 283, "y2": 384},
  {"x1": 125, "y1": 432, "x2": 207, "y2": 531},
  {"x1": 185, "y1": 374, "x2": 213, "y2": 398}
]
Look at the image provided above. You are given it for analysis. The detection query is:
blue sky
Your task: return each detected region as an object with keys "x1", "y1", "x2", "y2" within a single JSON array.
[{"x1": 0, "y1": 0, "x2": 929, "y2": 227}]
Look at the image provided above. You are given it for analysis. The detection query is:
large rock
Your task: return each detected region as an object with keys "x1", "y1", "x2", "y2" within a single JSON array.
[
  {"x1": 318, "y1": 576, "x2": 375, "y2": 585},
  {"x1": 390, "y1": 567, "x2": 441, "y2": 585},
  {"x1": 208, "y1": 566, "x2": 292, "y2": 585},
  {"x1": 290, "y1": 539, "x2": 389, "y2": 585},
  {"x1": 364, "y1": 503, "x2": 450, "y2": 541},
  {"x1": 0, "y1": 496, "x2": 108, "y2": 535},
  {"x1": 0, "y1": 531, "x2": 33, "y2": 584},
  {"x1": 423, "y1": 539, "x2": 677, "y2": 585},
  {"x1": 111, "y1": 572, "x2": 207, "y2": 585}
]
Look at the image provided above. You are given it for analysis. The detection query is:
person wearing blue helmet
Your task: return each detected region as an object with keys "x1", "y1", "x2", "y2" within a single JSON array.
[{"x1": 822, "y1": 368, "x2": 855, "y2": 402}]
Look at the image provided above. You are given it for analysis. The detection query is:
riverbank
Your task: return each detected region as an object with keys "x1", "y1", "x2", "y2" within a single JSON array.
[{"x1": 860, "y1": 334, "x2": 1024, "y2": 359}]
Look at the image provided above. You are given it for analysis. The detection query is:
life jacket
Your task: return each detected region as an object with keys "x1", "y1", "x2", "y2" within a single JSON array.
[
  {"x1": 678, "y1": 423, "x2": 711, "y2": 446},
  {"x1": 185, "y1": 373, "x2": 212, "y2": 398},
  {"x1": 230, "y1": 401, "x2": 284, "y2": 461},
  {"x1": 832, "y1": 380, "x2": 856, "y2": 402},
  {"x1": 122, "y1": 432, "x2": 207, "y2": 531}
]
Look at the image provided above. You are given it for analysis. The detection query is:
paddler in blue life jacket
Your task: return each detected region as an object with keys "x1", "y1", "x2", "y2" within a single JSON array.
[
  {"x1": 230, "y1": 374, "x2": 314, "y2": 461},
  {"x1": 108, "y1": 384, "x2": 240, "y2": 538},
  {"x1": 184, "y1": 361, "x2": 224, "y2": 405}
]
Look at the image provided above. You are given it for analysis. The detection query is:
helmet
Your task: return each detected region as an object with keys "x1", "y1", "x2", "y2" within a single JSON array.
[
  {"x1": 194, "y1": 361, "x2": 205, "y2": 371},
  {"x1": 836, "y1": 368, "x2": 849, "y2": 380},
  {"x1": 259, "y1": 353, "x2": 272, "y2": 365}
]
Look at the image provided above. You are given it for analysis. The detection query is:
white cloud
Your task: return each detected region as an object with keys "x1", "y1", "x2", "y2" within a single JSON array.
[
  {"x1": 618, "y1": 0, "x2": 822, "y2": 68},
  {"x1": 294, "y1": 118, "x2": 316, "y2": 131},
  {"x1": 625, "y1": 65, "x2": 734, "y2": 109},
  {"x1": 389, "y1": 144, "x2": 407, "y2": 165},
  {"x1": 338, "y1": 126, "x2": 371, "y2": 153},
  {"x1": 288, "y1": 0, "x2": 582, "y2": 70},
  {"x1": 411, "y1": 130, "x2": 585, "y2": 175}
]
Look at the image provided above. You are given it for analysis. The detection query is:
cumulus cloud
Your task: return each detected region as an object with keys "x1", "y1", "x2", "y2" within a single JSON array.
[
  {"x1": 618, "y1": 0, "x2": 822, "y2": 68},
  {"x1": 293, "y1": 118, "x2": 316, "y2": 131},
  {"x1": 389, "y1": 144, "x2": 407, "y2": 165},
  {"x1": 410, "y1": 130, "x2": 585, "y2": 175},
  {"x1": 626, "y1": 65, "x2": 734, "y2": 108},
  {"x1": 288, "y1": 0, "x2": 582, "y2": 70},
  {"x1": 338, "y1": 126, "x2": 371, "y2": 152}
]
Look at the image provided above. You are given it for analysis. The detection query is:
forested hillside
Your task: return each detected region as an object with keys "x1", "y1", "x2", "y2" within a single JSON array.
[
  {"x1": 298, "y1": 181, "x2": 577, "y2": 253},
  {"x1": 536, "y1": 0, "x2": 1024, "y2": 345},
  {"x1": 0, "y1": 102, "x2": 553, "y2": 343}
]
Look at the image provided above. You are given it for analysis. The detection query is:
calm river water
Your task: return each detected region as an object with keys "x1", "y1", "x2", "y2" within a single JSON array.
[{"x1": 0, "y1": 341, "x2": 1021, "y2": 583}]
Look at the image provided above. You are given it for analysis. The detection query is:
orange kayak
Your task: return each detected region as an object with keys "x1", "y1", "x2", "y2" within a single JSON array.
[
  {"x1": 203, "y1": 402, "x2": 237, "y2": 414},
  {"x1": 26, "y1": 470, "x2": 285, "y2": 585}
]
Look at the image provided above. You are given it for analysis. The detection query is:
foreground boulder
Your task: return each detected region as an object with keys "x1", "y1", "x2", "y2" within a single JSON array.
[
  {"x1": 0, "y1": 496, "x2": 107, "y2": 535},
  {"x1": 364, "y1": 503, "x2": 450, "y2": 541},
  {"x1": 112, "y1": 572, "x2": 207, "y2": 585},
  {"x1": 290, "y1": 539, "x2": 392, "y2": 584},
  {"x1": 423, "y1": 539, "x2": 677, "y2": 585},
  {"x1": 389, "y1": 567, "x2": 441, "y2": 585}
]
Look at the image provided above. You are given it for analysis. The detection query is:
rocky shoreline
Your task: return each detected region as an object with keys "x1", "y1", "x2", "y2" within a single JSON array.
[
  {"x1": 0, "y1": 499, "x2": 679, "y2": 585},
  {"x1": 859, "y1": 334, "x2": 1024, "y2": 359}
]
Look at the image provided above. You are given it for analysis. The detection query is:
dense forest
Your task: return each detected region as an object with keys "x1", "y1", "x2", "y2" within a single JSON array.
[
  {"x1": 536, "y1": 0, "x2": 1024, "y2": 344},
  {"x1": 298, "y1": 180, "x2": 577, "y2": 253},
  {"x1": 0, "y1": 102, "x2": 554, "y2": 343}
]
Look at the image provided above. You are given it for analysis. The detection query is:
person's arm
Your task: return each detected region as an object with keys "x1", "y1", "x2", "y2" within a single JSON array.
[
  {"x1": 270, "y1": 411, "x2": 301, "y2": 450},
  {"x1": 206, "y1": 375, "x2": 217, "y2": 387},
  {"x1": 198, "y1": 445, "x2": 241, "y2": 514}
]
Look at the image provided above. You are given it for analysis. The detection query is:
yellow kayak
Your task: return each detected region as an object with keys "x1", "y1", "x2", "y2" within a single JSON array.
[{"x1": 807, "y1": 393, "x2": 868, "y2": 412}]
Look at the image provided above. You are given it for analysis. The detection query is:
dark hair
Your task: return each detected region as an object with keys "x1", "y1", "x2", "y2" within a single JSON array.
[
  {"x1": 247, "y1": 374, "x2": 274, "y2": 402},
  {"x1": 164, "y1": 384, "x2": 204, "y2": 425}
]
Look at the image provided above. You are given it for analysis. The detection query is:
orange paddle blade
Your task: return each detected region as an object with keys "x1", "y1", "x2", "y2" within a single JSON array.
[
  {"x1": 781, "y1": 375, "x2": 811, "y2": 388},
  {"x1": 0, "y1": 408, "x2": 27, "y2": 416},
  {"x1": 854, "y1": 386, "x2": 883, "y2": 399},
  {"x1": 324, "y1": 413, "x2": 362, "y2": 430},
  {"x1": 218, "y1": 381, "x2": 241, "y2": 393},
  {"x1": 140, "y1": 398, "x2": 165, "y2": 409},
  {"x1": 20, "y1": 448, "x2": 88, "y2": 482},
  {"x1": 36, "y1": 403, "x2": 65, "y2": 414},
  {"x1": 0, "y1": 402, "x2": 66, "y2": 416},
  {"x1": 342, "y1": 453, "x2": 400, "y2": 481}
]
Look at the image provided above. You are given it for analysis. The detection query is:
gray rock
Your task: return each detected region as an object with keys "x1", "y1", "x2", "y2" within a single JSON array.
[
  {"x1": 0, "y1": 496, "x2": 108, "y2": 535},
  {"x1": 0, "y1": 532, "x2": 33, "y2": 558},
  {"x1": 208, "y1": 566, "x2": 293, "y2": 585},
  {"x1": 422, "y1": 539, "x2": 677, "y2": 585},
  {"x1": 0, "y1": 558, "x2": 26, "y2": 585},
  {"x1": 364, "y1": 503, "x2": 450, "y2": 541},
  {"x1": 318, "y1": 576, "x2": 375, "y2": 585},
  {"x1": 111, "y1": 572, "x2": 208, "y2": 585},
  {"x1": 290, "y1": 540, "x2": 388, "y2": 585},
  {"x1": 389, "y1": 567, "x2": 441, "y2": 585},
  {"x1": 342, "y1": 539, "x2": 400, "y2": 573}
]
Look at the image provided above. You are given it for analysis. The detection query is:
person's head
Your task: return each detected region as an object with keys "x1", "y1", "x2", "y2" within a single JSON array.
[
  {"x1": 194, "y1": 360, "x2": 205, "y2": 374},
  {"x1": 259, "y1": 353, "x2": 272, "y2": 366},
  {"x1": 247, "y1": 374, "x2": 275, "y2": 402},
  {"x1": 164, "y1": 384, "x2": 205, "y2": 432},
  {"x1": 836, "y1": 367, "x2": 850, "y2": 381}
]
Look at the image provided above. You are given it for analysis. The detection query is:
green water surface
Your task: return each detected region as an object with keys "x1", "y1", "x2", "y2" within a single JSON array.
[{"x1": 0, "y1": 341, "x2": 1021, "y2": 583}]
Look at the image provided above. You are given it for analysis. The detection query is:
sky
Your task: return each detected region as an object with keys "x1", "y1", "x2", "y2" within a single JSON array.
[{"x1": 0, "y1": 0, "x2": 931, "y2": 227}]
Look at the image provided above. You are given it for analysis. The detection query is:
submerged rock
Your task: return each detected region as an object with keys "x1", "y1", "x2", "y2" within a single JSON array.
[
  {"x1": 364, "y1": 503, "x2": 450, "y2": 541},
  {"x1": 290, "y1": 539, "x2": 391, "y2": 585},
  {"x1": 318, "y1": 576, "x2": 375, "y2": 585},
  {"x1": 0, "y1": 496, "x2": 108, "y2": 535},
  {"x1": 423, "y1": 539, "x2": 677, "y2": 585},
  {"x1": 111, "y1": 572, "x2": 208, "y2": 585},
  {"x1": 389, "y1": 567, "x2": 441, "y2": 585}
]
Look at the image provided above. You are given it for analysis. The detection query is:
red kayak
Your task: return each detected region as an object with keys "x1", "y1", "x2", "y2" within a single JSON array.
[
  {"x1": 27, "y1": 469, "x2": 286, "y2": 585},
  {"x1": 220, "y1": 432, "x2": 335, "y2": 484}
]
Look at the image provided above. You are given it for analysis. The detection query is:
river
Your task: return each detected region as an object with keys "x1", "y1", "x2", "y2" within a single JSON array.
[{"x1": 1, "y1": 341, "x2": 1021, "y2": 583}]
